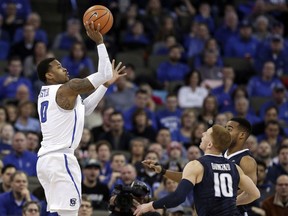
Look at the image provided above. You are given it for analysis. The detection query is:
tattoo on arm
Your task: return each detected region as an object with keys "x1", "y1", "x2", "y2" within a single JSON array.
[{"x1": 68, "y1": 78, "x2": 95, "y2": 94}]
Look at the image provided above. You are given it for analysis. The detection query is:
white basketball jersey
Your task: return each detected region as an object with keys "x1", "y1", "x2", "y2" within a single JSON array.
[{"x1": 37, "y1": 84, "x2": 85, "y2": 156}]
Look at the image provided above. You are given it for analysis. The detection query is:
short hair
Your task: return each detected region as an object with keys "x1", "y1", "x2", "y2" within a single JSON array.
[
  {"x1": 81, "y1": 194, "x2": 92, "y2": 205},
  {"x1": 37, "y1": 57, "x2": 56, "y2": 83},
  {"x1": 95, "y1": 140, "x2": 112, "y2": 153},
  {"x1": 277, "y1": 145, "x2": 288, "y2": 155},
  {"x1": 22, "y1": 201, "x2": 41, "y2": 214},
  {"x1": 256, "y1": 159, "x2": 267, "y2": 170},
  {"x1": 211, "y1": 125, "x2": 231, "y2": 152},
  {"x1": 230, "y1": 117, "x2": 252, "y2": 136},
  {"x1": 1, "y1": 164, "x2": 16, "y2": 175},
  {"x1": 10, "y1": 171, "x2": 27, "y2": 182},
  {"x1": 135, "y1": 89, "x2": 148, "y2": 96},
  {"x1": 110, "y1": 152, "x2": 127, "y2": 162}
]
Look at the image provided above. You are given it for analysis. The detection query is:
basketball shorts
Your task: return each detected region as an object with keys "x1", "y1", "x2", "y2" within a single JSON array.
[{"x1": 36, "y1": 152, "x2": 82, "y2": 212}]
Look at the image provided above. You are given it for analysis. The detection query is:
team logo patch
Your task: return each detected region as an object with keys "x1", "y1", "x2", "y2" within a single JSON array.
[{"x1": 70, "y1": 198, "x2": 77, "y2": 206}]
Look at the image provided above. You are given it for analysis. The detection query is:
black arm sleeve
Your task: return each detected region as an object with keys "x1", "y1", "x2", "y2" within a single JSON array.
[{"x1": 152, "y1": 179, "x2": 194, "y2": 209}]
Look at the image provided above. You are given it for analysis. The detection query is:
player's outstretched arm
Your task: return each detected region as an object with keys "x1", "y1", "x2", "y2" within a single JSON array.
[
  {"x1": 236, "y1": 165, "x2": 260, "y2": 206},
  {"x1": 83, "y1": 60, "x2": 126, "y2": 115},
  {"x1": 142, "y1": 160, "x2": 182, "y2": 183}
]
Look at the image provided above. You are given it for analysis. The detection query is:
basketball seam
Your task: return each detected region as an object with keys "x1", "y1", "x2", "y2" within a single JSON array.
[
  {"x1": 93, "y1": 11, "x2": 108, "y2": 22},
  {"x1": 83, "y1": 9, "x2": 108, "y2": 22},
  {"x1": 101, "y1": 12, "x2": 110, "y2": 33}
]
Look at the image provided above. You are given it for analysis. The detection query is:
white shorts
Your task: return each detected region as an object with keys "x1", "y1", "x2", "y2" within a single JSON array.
[{"x1": 36, "y1": 153, "x2": 82, "y2": 212}]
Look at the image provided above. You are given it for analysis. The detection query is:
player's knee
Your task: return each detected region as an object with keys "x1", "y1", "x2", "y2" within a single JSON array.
[{"x1": 57, "y1": 210, "x2": 78, "y2": 216}]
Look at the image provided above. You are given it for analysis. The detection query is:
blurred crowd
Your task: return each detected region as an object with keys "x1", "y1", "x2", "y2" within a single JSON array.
[{"x1": 0, "y1": 0, "x2": 288, "y2": 215}]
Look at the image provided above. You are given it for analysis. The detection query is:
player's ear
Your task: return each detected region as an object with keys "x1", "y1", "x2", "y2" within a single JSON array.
[{"x1": 45, "y1": 72, "x2": 53, "y2": 81}]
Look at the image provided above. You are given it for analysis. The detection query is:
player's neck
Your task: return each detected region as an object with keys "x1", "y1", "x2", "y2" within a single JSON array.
[{"x1": 227, "y1": 144, "x2": 245, "y2": 155}]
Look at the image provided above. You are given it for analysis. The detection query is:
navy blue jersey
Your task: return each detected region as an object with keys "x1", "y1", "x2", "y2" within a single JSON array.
[
  {"x1": 194, "y1": 155, "x2": 241, "y2": 216},
  {"x1": 224, "y1": 149, "x2": 255, "y2": 215}
]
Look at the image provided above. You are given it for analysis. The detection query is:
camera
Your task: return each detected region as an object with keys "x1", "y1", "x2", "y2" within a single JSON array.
[{"x1": 112, "y1": 180, "x2": 150, "y2": 213}]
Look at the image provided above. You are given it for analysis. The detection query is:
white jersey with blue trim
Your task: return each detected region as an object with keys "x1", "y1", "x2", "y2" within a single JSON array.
[{"x1": 37, "y1": 84, "x2": 85, "y2": 157}]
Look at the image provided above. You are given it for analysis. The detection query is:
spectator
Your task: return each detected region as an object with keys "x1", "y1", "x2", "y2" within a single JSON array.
[
  {"x1": 186, "y1": 145, "x2": 202, "y2": 162},
  {"x1": 224, "y1": 19, "x2": 259, "y2": 60},
  {"x1": 194, "y1": 2, "x2": 215, "y2": 33},
  {"x1": 0, "y1": 171, "x2": 38, "y2": 215},
  {"x1": 130, "y1": 108, "x2": 157, "y2": 142},
  {"x1": 26, "y1": 131, "x2": 40, "y2": 153},
  {"x1": 166, "y1": 205, "x2": 185, "y2": 216},
  {"x1": 172, "y1": 108, "x2": 197, "y2": 148},
  {"x1": 0, "y1": 56, "x2": 33, "y2": 101},
  {"x1": 15, "y1": 84, "x2": 31, "y2": 104},
  {"x1": 110, "y1": 163, "x2": 138, "y2": 190},
  {"x1": 255, "y1": 141, "x2": 273, "y2": 167},
  {"x1": 78, "y1": 194, "x2": 93, "y2": 216},
  {"x1": 4, "y1": 103, "x2": 18, "y2": 125},
  {"x1": 177, "y1": 70, "x2": 208, "y2": 109},
  {"x1": 76, "y1": 128, "x2": 93, "y2": 164},
  {"x1": 91, "y1": 106, "x2": 114, "y2": 141},
  {"x1": 153, "y1": 35, "x2": 177, "y2": 55},
  {"x1": 52, "y1": 18, "x2": 83, "y2": 50},
  {"x1": 154, "y1": 15, "x2": 181, "y2": 43},
  {"x1": 0, "y1": 123, "x2": 14, "y2": 155},
  {"x1": 253, "y1": 15, "x2": 271, "y2": 42},
  {"x1": 98, "y1": 111, "x2": 134, "y2": 150},
  {"x1": 165, "y1": 141, "x2": 185, "y2": 170},
  {"x1": 267, "y1": 145, "x2": 288, "y2": 184},
  {"x1": 156, "y1": 44, "x2": 189, "y2": 87},
  {"x1": 262, "y1": 174, "x2": 288, "y2": 216},
  {"x1": 198, "y1": 95, "x2": 218, "y2": 127},
  {"x1": 14, "y1": 12, "x2": 48, "y2": 44},
  {"x1": 95, "y1": 141, "x2": 112, "y2": 184},
  {"x1": 148, "y1": 142, "x2": 167, "y2": 164},
  {"x1": 129, "y1": 137, "x2": 147, "y2": 165},
  {"x1": 214, "y1": 113, "x2": 229, "y2": 126},
  {"x1": 190, "y1": 121, "x2": 208, "y2": 147},
  {"x1": 0, "y1": 106, "x2": 8, "y2": 133},
  {"x1": 22, "y1": 200, "x2": 41, "y2": 216},
  {"x1": 155, "y1": 128, "x2": 172, "y2": 155},
  {"x1": 0, "y1": 164, "x2": 16, "y2": 193},
  {"x1": 0, "y1": 0, "x2": 31, "y2": 21},
  {"x1": 247, "y1": 61, "x2": 282, "y2": 97},
  {"x1": 61, "y1": 41, "x2": 95, "y2": 79},
  {"x1": 9, "y1": 24, "x2": 38, "y2": 61},
  {"x1": 14, "y1": 101, "x2": 40, "y2": 133},
  {"x1": 123, "y1": 89, "x2": 157, "y2": 130},
  {"x1": 156, "y1": 93, "x2": 182, "y2": 133},
  {"x1": 245, "y1": 135, "x2": 258, "y2": 158},
  {"x1": 2, "y1": 131, "x2": 37, "y2": 176},
  {"x1": 81, "y1": 159, "x2": 110, "y2": 210}
]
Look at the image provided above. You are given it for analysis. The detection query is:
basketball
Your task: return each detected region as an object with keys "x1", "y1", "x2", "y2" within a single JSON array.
[{"x1": 83, "y1": 5, "x2": 113, "y2": 35}]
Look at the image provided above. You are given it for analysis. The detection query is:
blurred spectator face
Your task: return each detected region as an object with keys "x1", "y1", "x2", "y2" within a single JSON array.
[
  {"x1": 1, "y1": 123, "x2": 14, "y2": 141},
  {"x1": 67, "y1": 19, "x2": 81, "y2": 35},
  {"x1": 164, "y1": 178, "x2": 177, "y2": 192},
  {"x1": 134, "y1": 111, "x2": 148, "y2": 127},
  {"x1": 169, "y1": 145, "x2": 181, "y2": 159},
  {"x1": 72, "y1": 43, "x2": 84, "y2": 60},
  {"x1": 0, "y1": 107, "x2": 7, "y2": 124},
  {"x1": 199, "y1": 3, "x2": 210, "y2": 17},
  {"x1": 26, "y1": 132, "x2": 39, "y2": 152},
  {"x1": 131, "y1": 139, "x2": 145, "y2": 156},
  {"x1": 225, "y1": 11, "x2": 238, "y2": 29},
  {"x1": 81, "y1": 128, "x2": 91, "y2": 144},
  {"x1": 102, "y1": 107, "x2": 114, "y2": 126},
  {"x1": 222, "y1": 67, "x2": 235, "y2": 80},
  {"x1": 115, "y1": 76, "x2": 127, "y2": 90},
  {"x1": 2, "y1": 166, "x2": 16, "y2": 188},
  {"x1": 271, "y1": 39, "x2": 284, "y2": 53},
  {"x1": 187, "y1": 145, "x2": 202, "y2": 161},
  {"x1": 132, "y1": 21, "x2": 144, "y2": 36},
  {"x1": 181, "y1": 109, "x2": 196, "y2": 128},
  {"x1": 135, "y1": 92, "x2": 149, "y2": 108},
  {"x1": 257, "y1": 163, "x2": 267, "y2": 184},
  {"x1": 194, "y1": 123, "x2": 207, "y2": 139},
  {"x1": 278, "y1": 147, "x2": 288, "y2": 166},
  {"x1": 110, "y1": 113, "x2": 124, "y2": 132},
  {"x1": 87, "y1": 143, "x2": 97, "y2": 160},
  {"x1": 166, "y1": 95, "x2": 178, "y2": 111},
  {"x1": 148, "y1": 0, "x2": 161, "y2": 11},
  {"x1": 206, "y1": 38, "x2": 218, "y2": 51},
  {"x1": 11, "y1": 173, "x2": 28, "y2": 194},
  {"x1": 169, "y1": 46, "x2": 181, "y2": 62},
  {"x1": 111, "y1": 154, "x2": 126, "y2": 172},
  {"x1": 145, "y1": 151, "x2": 159, "y2": 163},
  {"x1": 78, "y1": 199, "x2": 93, "y2": 216},
  {"x1": 127, "y1": 4, "x2": 137, "y2": 18},
  {"x1": 265, "y1": 123, "x2": 279, "y2": 138},
  {"x1": 120, "y1": 165, "x2": 137, "y2": 185},
  {"x1": 272, "y1": 88, "x2": 285, "y2": 103},
  {"x1": 257, "y1": 141, "x2": 272, "y2": 159},
  {"x1": 23, "y1": 202, "x2": 40, "y2": 216},
  {"x1": 255, "y1": 16, "x2": 269, "y2": 32},
  {"x1": 264, "y1": 107, "x2": 278, "y2": 122},
  {"x1": 235, "y1": 98, "x2": 249, "y2": 115},
  {"x1": 83, "y1": 166, "x2": 100, "y2": 182},
  {"x1": 165, "y1": 35, "x2": 176, "y2": 48},
  {"x1": 262, "y1": 62, "x2": 275, "y2": 79},
  {"x1": 275, "y1": 175, "x2": 288, "y2": 197},
  {"x1": 204, "y1": 51, "x2": 217, "y2": 66},
  {"x1": 34, "y1": 41, "x2": 47, "y2": 57},
  {"x1": 198, "y1": 24, "x2": 209, "y2": 39},
  {"x1": 215, "y1": 114, "x2": 228, "y2": 126},
  {"x1": 245, "y1": 135, "x2": 258, "y2": 155},
  {"x1": 12, "y1": 132, "x2": 27, "y2": 153},
  {"x1": 148, "y1": 143, "x2": 163, "y2": 159},
  {"x1": 156, "y1": 129, "x2": 171, "y2": 147},
  {"x1": 8, "y1": 59, "x2": 22, "y2": 77},
  {"x1": 16, "y1": 84, "x2": 30, "y2": 102},
  {"x1": 23, "y1": 25, "x2": 36, "y2": 42},
  {"x1": 233, "y1": 88, "x2": 247, "y2": 101},
  {"x1": 27, "y1": 12, "x2": 41, "y2": 29},
  {"x1": 6, "y1": 3, "x2": 17, "y2": 16},
  {"x1": 19, "y1": 102, "x2": 34, "y2": 118},
  {"x1": 240, "y1": 26, "x2": 252, "y2": 39},
  {"x1": 97, "y1": 144, "x2": 111, "y2": 162},
  {"x1": 204, "y1": 96, "x2": 217, "y2": 112},
  {"x1": 189, "y1": 71, "x2": 200, "y2": 87},
  {"x1": 123, "y1": 65, "x2": 135, "y2": 82}
]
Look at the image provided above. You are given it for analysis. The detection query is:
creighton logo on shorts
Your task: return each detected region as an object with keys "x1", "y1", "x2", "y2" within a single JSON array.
[{"x1": 70, "y1": 198, "x2": 77, "y2": 206}]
